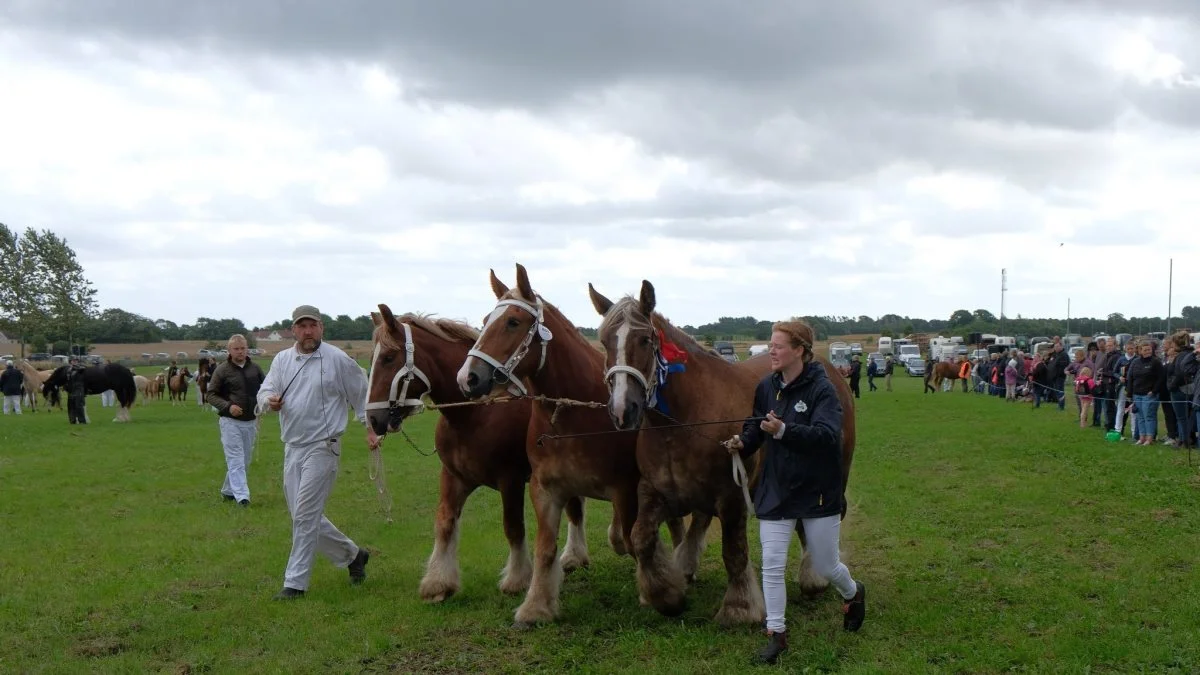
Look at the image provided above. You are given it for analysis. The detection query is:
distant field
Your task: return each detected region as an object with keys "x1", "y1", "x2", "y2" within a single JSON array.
[{"x1": 1, "y1": 363, "x2": 1196, "y2": 672}]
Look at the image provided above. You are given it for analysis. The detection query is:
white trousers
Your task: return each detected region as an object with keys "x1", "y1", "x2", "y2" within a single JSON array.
[
  {"x1": 219, "y1": 416, "x2": 257, "y2": 501},
  {"x1": 761, "y1": 516, "x2": 857, "y2": 633},
  {"x1": 101, "y1": 390, "x2": 116, "y2": 407},
  {"x1": 3, "y1": 395, "x2": 21, "y2": 414},
  {"x1": 282, "y1": 438, "x2": 358, "y2": 591}
]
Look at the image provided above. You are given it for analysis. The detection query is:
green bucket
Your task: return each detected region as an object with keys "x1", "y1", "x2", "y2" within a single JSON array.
[{"x1": 1105, "y1": 431, "x2": 1121, "y2": 442}]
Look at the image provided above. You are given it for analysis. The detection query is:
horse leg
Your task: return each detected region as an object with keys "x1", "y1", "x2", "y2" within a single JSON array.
[
  {"x1": 713, "y1": 494, "x2": 765, "y2": 626},
  {"x1": 630, "y1": 480, "x2": 687, "y2": 617},
  {"x1": 607, "y1": 507, "x2": 628, "y2": 557},
  {"x1": 513, "y1": 476, "x2": 565, "y2": 628},
  {"x1": 673, "y1": 511, "x2": 713, "y2": 585},
  {"x1": 795, "y1": 521, "x2": 831, "y2": 596},
  {"x1": 559, "y1": 496, "x2": 590, "y2": 572},
  {"x1": 419, "y1": 465, "x2": 475, "y2": 603},
  {"x1": 497, "y1": 475, "x2": 532, "y2": 595}
]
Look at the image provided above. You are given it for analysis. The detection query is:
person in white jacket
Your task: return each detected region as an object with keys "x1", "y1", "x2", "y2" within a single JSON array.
[{"x1": 256, "y1": 304, "x2": 381, "y2": 600}]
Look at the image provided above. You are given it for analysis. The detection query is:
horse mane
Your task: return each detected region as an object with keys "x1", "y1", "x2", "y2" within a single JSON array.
[
  {"x1": 374, "y1": 312, "x2": 480, "y2": 350},
  {"x1": 505, "y1": 288, "x2": 597, "y2": 354},
  {"x1": 599, "y1": 296, "x2": 710, "y2": 357}
]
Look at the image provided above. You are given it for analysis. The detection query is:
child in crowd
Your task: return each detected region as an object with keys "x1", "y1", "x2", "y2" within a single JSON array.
[{"x1": 1075, "y1": 366, "x2": 1096, "y2": 429}]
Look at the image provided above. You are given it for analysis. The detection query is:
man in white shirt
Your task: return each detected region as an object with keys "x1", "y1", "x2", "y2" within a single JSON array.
[{"x1": 256, "y1": 305, "x2": 381, "y2": 600}]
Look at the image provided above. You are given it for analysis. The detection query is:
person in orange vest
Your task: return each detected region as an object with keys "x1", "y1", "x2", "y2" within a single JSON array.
[{"x1": 957, "y1": 356, "x2": 971, "y2": 393}]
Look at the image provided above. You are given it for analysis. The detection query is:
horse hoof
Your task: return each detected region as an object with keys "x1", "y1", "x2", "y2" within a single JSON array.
[{"x1": 511, "y1": 621, "x2": 535, "y2": 631}]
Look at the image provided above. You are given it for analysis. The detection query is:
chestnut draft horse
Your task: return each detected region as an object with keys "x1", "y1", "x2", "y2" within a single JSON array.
[
  {"x1": 589, "y1": 281, "x2": 859, "y2": 621},
  {"x1": 365, "y1": 305, "x2": 597, "y2": 602},
  {"x1": 930, "y1": 360, "x2": 963, "y2": 391},
  {"x1": 588, "y1": 281, "x2": 767, "y2": 623},
  {"x1": 456, "y1": 264, "x2": 709, "y2": 628}
]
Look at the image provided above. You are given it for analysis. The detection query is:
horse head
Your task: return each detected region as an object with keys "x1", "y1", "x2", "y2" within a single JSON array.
[
  {"x1": 589, "y1": 279, "x2": 658, "y2": 430},
  {"x1": 456, "y1": 263, "x2": 554, "y2": 400},
  {"x1": 366, "y1": 304, "x2": 434, "y2": 435}
]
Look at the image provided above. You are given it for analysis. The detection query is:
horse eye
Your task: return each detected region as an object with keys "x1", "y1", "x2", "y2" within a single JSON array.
[
  {"x1": 381, "y1": 354, "x2": 394, "y2": 364},
  {"x1": 640, "y1": 336, "x2": 652, "y2": 346},
  {"x1": 507, "y1": 317, "x2": 520, "y2": 329}
]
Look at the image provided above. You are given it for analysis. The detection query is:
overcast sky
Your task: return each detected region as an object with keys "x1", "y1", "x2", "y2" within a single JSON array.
[{"x1": 2, "y1": 1, "x2": 1198, "y2": 330}]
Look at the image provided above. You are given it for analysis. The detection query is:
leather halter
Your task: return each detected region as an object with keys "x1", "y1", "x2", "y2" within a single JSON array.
[
  {"x1": 365, "y1": 323, "x2": 432, "y2": 415},
  {"x1": 603, "y1": 329, "x2": 660, "y2": 406},
  {"x1": 467, "y1": 296, "x2": 552, "y2": 397}
]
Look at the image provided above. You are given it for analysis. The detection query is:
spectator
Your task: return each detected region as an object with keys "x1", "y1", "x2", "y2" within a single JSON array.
[
  {"x1": 1004, "y1": 358, "x2": 1018, "y2": 402},
  {"x1": 866, "y1": 356, "x2": 878, "y2": 392},
  {"x1": 1128, "y1": 339, "x2": 1165, "y2": 446},
  {"x1": 1074, "y1": 366, "x2": 1096, "y2": 429},
  {"x1": 883, "y1": 355, "x2": 894, "y2": 392},
  {"x1": 0, "y1": 360, "x2": 23, "y2": 415},
  {"x1": 1050, "y1": 341, "x2": 1070, "y2": 411},
  {"x1": 1170, "y1": 331, "x2": 1197, "y2": 449}
]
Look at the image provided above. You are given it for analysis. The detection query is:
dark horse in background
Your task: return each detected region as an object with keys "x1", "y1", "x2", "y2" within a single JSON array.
[
  {"x1": 196, "y1": 357, "x2": 216, "y2": 407},
  {"x1": 43, "y1": 363, "x2": 137, "y2": 422}
]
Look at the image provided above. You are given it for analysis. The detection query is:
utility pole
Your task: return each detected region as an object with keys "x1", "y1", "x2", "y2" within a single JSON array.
[
  {"x1": 1066, "y1": 297, "x2": 1070, "y2": 336},
  {"x1": 1167, "y1": 258, "x2": 1173, "y2": 335},
  {"x1": 1000, "y1": 268, "x2": 1006, "y2": 336}
]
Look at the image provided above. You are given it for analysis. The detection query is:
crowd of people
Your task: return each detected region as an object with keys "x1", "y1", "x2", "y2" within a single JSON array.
[{"x1": 940, "y1": 333, "x2": 1197, "y2": 448}]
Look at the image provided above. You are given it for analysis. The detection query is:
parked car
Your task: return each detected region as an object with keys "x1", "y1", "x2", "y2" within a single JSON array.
[
  {"x1": 156, "y1": 352, "x2": 170, "y2": 358},
  {"x1": 176, "y1": 351, "x2": 188, "y2": 358},
  {"x1": 29, "y1": 353, "x2": 51, "y2": 361},
  {"x1": 907, "y1": 360, "x2": 926, "y2": 377},
  {"x1": 748, "y1": 344, "x2": 768, "y2": 357},
  {"x1": 712, "y1": 341, "x2": 738, "y2": 363},
  {"x1": 849, "y1": 343, "x2": 863, "y2": 355}
]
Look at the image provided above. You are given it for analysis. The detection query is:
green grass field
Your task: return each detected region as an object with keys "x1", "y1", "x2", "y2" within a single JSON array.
[{"x1": 1, "y1": 367, "x2": 1197, "y2": 673}]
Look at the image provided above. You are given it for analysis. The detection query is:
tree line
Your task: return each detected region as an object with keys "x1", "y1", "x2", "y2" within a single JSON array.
[
  {"x1": 1, "y1": 223, "x2": 1193, "y2": 355},
  {"x1": 681, "y1": 308, "x2": 1194, "y2": 343}
]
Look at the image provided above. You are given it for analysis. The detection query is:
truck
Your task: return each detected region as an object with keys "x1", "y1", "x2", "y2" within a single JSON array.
[
  {"x1": 877, "y1": 336, "x2": 893, "y2": 355},
  {"x1": 829, "y1": 342, "x2": 852, "y2": 370},
  {"x1": 930, "y1": 336, "x2": 960, "y2": 361}
]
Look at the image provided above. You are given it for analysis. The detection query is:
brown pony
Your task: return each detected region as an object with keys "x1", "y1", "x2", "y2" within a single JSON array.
[
  {"x1": 196, "y1": 358, "x2": 215, "y2": 407},
  {"x1": 365, "y1": 305, "x2": 595, "y2": 602},
  {"x1": 588, "y1": 280, "x2": 770, "y2": 623},
  {"x1": 456, "y1": 264, "x2": 708, "y2": 628},
  {"x1": 589, "y1": 281, "x2": 859, "y2": 614},
  {"x1": 149, "y1": 373, "x2": 165, "y2": 400},
  {"x1": 168, "y1": 366, "x2": 191, "y2": 404},
  {"x1": 930, "y1": 361, "x2": 962, "y2": 390}
]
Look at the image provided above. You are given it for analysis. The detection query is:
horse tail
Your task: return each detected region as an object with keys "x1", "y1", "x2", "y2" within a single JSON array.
[{"x1": 114, "y1": 366, "x2": 137, "y2": 409}]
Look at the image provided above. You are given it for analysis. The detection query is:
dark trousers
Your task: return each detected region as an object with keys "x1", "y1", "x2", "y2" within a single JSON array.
[
  {"x1": 1163, "y1": 392, "x2": 1178, "y2": 440},
  {"x1": 1053, "y1": 377, "x2": 1066, "y2": 409},
  {"x1": 867, "y1": 375, "x2": 877, "y2": 391},
  {"x1": 850, "y1": 377, "x2": 860, "y2": 398},
  {"x1": 67, "y1": 394, "x2": 88, "y2": 424}
]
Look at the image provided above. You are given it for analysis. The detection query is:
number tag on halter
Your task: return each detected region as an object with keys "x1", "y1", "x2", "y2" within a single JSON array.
[{"x1": 537, "y1": 323, "x2": 553, "y2": 341}]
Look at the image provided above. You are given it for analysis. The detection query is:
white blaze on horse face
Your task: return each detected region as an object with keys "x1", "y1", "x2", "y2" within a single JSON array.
[
  {"x1": 611, "y1": 322, "x2": 632, "y2": 411},
  {"x1": 369, "y1": 342, "x2": 384, "y2": 402}
]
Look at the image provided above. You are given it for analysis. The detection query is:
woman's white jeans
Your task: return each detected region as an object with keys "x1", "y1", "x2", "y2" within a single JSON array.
[{"x1": 761, "y1": 516, "x2": 857, "y2": 633}]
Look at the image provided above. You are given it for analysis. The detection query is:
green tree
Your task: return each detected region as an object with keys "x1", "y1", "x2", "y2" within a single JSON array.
[
  {"x1": 0, "y1": 225, "x2": 46, "y2": 357},
  {"x1": 973, "y1": 309, "x2": 997, "y2": 323},
  {"x1": 949, "y1": 309, "x2": 973, "y2": 327},
  {"x1": 31, "y1": 230, "x2": 98, "y2": 351}
]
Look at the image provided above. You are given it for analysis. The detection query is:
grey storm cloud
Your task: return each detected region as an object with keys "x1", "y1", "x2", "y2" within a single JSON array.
[{"x1": 3, "y1": 0, "x2": 1199, "y2": 327}]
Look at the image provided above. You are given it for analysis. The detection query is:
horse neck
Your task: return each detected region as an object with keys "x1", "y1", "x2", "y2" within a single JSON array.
[
  {"x1": 409, "y1": 330, "x2": 479, "y2": 424},
  {"x1": 525, "y1": 306, "x2": 606, "y2": 403},
  {"x1": 651, "y1": 319, "x2": 734, "y2": 421}
]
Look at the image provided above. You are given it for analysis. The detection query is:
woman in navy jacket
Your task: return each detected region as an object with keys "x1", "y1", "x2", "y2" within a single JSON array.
[{"x1": 726, "y1": 320, "x2": 865, "y2": 665}]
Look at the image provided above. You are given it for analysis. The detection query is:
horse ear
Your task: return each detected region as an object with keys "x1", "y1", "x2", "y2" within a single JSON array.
[
  {"x1": 515, "y1": 263, "x2": 534, "y2": 302},
  {"x1": 489, "y1": 268, "x2": 509, "y2": 299},
  {"x1": 377, "y1": 303, "x2": 398, "y2": 329},
  {"x1": 588, "y1": 283, "x2": 614, "y2": 316},
  {"x1": 370, "y1": 311, "x2": 382, "y2": 327},
  {"x1": 638, "y1": 279, "x2": 656, "y2": 316}
]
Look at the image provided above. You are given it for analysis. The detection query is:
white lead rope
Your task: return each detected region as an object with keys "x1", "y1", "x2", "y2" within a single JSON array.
[{"x1": 731, "y1": 453, "x2": 753, "y2": 512}]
